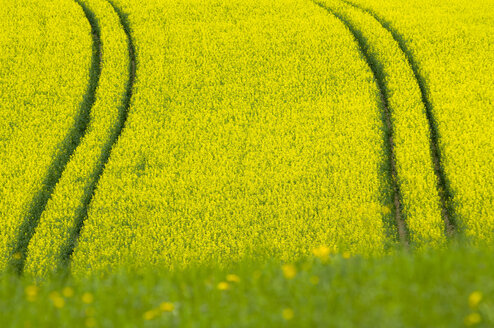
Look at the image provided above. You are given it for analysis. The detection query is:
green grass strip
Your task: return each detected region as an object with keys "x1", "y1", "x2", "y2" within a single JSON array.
[{"x1": 2, "y1": 245, "x2": 494, "y2": 327}]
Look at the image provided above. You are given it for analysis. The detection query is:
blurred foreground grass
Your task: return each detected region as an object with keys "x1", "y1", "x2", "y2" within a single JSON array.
[{"x1": 1, "y1": 244, "x2": 493, "y2": 327}]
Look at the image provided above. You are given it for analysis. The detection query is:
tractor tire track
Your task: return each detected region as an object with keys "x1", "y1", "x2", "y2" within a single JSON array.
[
  {"x1": 313, "y1": 1, "x2": 409, "y2": 248},
  {"x1": 64, "y1": 0, "x2": 136, "y2": 268},
  {"x1": 9, "y1": 0, "x2": 102, "y2": 274},
  {"x1": 16, "y1": 0, "x2": 135, "y2": 276},
  {"x1": 342, "y1": 0, "x2": 456, "y2": 237}
]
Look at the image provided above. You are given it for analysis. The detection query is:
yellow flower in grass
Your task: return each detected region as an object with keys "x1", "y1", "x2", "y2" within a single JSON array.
[
  {"x1": 217, "y1": 282, "x2": 230, "y2": 291},
  {"x1": 342, "y1": 251, "x2": 351, "y2": 259},
  {"x1": 25, "y1": 285, "x2": 39, "y2": 302},
  {"x1": 62, "y1": 287, "x2": 74, "y2": 298},
  {"x1": 82, "y1": 292, "x2": 94, "y2": 304},
  {"x1": 381, "y1": 206, "x2": 391, "y2": 215},
  {"x1": 226, "y1": 274, "x2": 241, "y2": 283},
  {"x1": 53, "y1": 297, "x2": 65, "y2": 309},
  {"x1": 160, "y1": 302, "x2": 174, "y2": 312},
  {"x1": 312, "y1": 246, "x2": 331, "y2": 261},
  {"x1": 49, "y1": 292, "x2": 65, "y2": 309},
  {"x1": 282, "y1": 264, "x2": 297, "y2": 279},
  {"x1": 468, "y1": 291, "x2": 482, "y2": 308},
  {"x1": 282, "y1": 308, "x2": 294, "y2": 320},
  {"x1": 464, "y1": 313, "x2": 481, "y2": 326},
  {"x1": 143, "y1": 309, "x2": 159, "y2": 321}
]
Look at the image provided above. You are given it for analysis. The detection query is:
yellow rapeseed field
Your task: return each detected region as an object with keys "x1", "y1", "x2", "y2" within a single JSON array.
[
  {"x1": 72, "y1": 0, "x2": 392, "y2": 273},
  {"x1": 0, "y1": 0, "x2": 492, "y2": 276},
  {"x1": 0, "y1": 0, "x2": 92, "y2": 271}
]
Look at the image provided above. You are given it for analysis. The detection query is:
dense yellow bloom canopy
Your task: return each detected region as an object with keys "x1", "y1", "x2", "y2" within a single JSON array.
[{"x1": 0, "y1": 0, "x2": 492, "y2": 275}]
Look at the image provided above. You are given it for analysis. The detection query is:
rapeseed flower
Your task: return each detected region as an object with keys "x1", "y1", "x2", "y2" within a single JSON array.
[
  {"x1": 69, "y1": 0, "x2": 392, "y2": 274},
  {"x1": 312, "y1": 246, "x2": 331, "y2": 261}
]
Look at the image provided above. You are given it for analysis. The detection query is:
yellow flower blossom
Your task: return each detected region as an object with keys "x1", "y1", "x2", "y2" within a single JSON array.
[
  {"x1": 282, "y1": 264, "x2": 297, "y2": 279},
  {"x1": 312, "y1": 246, "x2": 331, "y2": 261},
  {"x1": 226, "y1": 274, "x2": 241, "y2": 283},
  {"x1": 82, "y1": 292, "x2": 94, "y2": 304},
  {"x1": 62, "y1": 287, "x2": 74, "y2": 298},
  {"x1": 464, "y1": 313, "x2": 481, "y2": 326},
  {"x1": 217, "y1": 282, "x2": 230, "y2": 291},
  {"x1": 160, "y1": 302, "x2": 174, "y2": 312},
  {"x1": 25, "y1": 285, "x2": 39, "y2": 302},
  {"x1": 282, "y1": 308, "x2": 294, "y2": 320},
  {"x1": 52, "y1": 297, "x2": 65, "y2": 309},
  {"x1": 143, "y1": 309, "x2": 159, "y2": 320},
  {"x1": 468, "y1": 291, "x2": 482, "y2": 308},
  {"x1": 381, "y1": 206, "x2": 391, "y2": 215},
  {"x1": 49, "y1": 291, "x2": 65, "y2": 308}
]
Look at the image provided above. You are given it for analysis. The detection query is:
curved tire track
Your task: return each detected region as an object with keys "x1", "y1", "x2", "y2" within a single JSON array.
[
  {"x1": 341, "y1": 0, "x2": 456, "y2": 237},
  {"x1": 10, "y1": 0, "x2": 102, "y2": 274},
  {"x1": 313, "y1": 1, "x2": 409, "y2": 247},
  {"x1": 64, "y1": 0, "x2": 136, "y2": 268},
  {"x1": 19, "y1": 0, "x2": 135, "y2": 276}
]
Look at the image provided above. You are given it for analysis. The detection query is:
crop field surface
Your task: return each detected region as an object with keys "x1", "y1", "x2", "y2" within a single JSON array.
[
  {"x1": 0, "y1": 0, "x2": 493, "y2": 281},
  {"x1": 0, "y1": 0, "x2": 93, "y2": 271}
]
